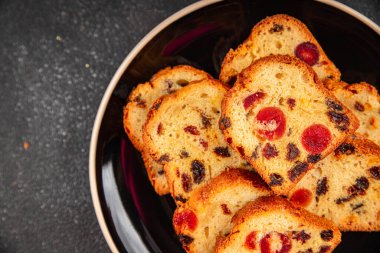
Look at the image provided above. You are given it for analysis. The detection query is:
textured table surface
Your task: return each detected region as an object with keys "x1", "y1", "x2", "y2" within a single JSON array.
[{"x1": 0, "y1": 0, "x2": 378, "y2": 252}]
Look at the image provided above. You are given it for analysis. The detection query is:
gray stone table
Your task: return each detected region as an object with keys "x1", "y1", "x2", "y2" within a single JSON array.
[{"x1": 0, "y1": 0, "x2": 378, "y2": 252}]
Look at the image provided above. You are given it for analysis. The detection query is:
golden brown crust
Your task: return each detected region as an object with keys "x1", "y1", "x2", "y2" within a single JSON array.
[
  {"x1": 221, "y1": 55, "x2": 359, "y2": 195},
  {"x1": 220, "y1": 14, "x2": 341, "y2": 84}
]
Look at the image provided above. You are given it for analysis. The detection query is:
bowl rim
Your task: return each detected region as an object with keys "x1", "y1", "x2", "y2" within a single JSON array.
[{"x1": 89, "y1": 1, "x2": 380, "y2": 252}]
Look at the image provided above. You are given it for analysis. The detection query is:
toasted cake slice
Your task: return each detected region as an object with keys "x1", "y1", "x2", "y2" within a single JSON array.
[
  {"x1": 215, "y1": 196, "x2": 341, "y2": 253},
  {"x1": 143, "y1": 78, "x2": 253, "y2": 203},
  {"x1": 329, "y1": 81, "x2": 380, "y2": 146},
  {"x1": 289, "y1": 134, "x2": 380, "y2": 231},
  {"x1": 173, "y1": 169, "x2": 272, "y2": 253},
  {"x1": 220, "y1": 14, "x2": 340, "y2": 84},
  {"x1": 123, "y1": 65, "x2": 210, "y2": 195},
  {"x1": 221, "y1": 55, "x2": 359, "y2": 195}
]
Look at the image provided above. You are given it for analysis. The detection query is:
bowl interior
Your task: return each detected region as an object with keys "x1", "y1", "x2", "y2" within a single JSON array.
[{"x1": 93, "y1": 0, "x2": 380, "y2": 252}]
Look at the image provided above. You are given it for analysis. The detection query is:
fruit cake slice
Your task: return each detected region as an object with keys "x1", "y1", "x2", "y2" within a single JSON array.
[
  {"x1": 221, "y1": 55, "x2": 359, "y2": 196},
  {"x1": 289, "y1": 134, "x2": 380, "y2": 231},
  {"x1": 123, "y1": 65, "x2": 210, "y2": 195},
  {"x1": 329, "y1": 81, "x2": 380, "y2": 146},
  {"x1": 173, "y1": 168, "x2": 272, "y2": 253},
  {"x1": 143, "y1": 78, "x2": 253, "y2": 203},
  {"x1": 220, "y1": 14, "x2": 340, "y2": 84},
  {"x1": 215, "y1": 196, "x2": 341, "y2": 253}
]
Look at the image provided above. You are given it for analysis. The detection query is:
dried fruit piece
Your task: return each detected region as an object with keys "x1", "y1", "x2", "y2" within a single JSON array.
[
  {"x1": 181, "y1": 174, "x2": 192, "y2": 192},
  {"x1": 326, "y1": 99, "x2": 343, "y2": 111},
  {"x1": 157, "y1": 123, "x2": 163, "y2": 135},
  {"x1": 260, "y1": 232, "x2": 291, "y2": 253},
  {"x1": 348, "y1": 177, "x2": 369, "y2": 196},
  {"x1": 292, "y1": 230, "x2": 311, "y2": 244},
  {"x1": 269, "y1": 23, "x2": 284, "y2": 33},
  {"x1": 320, "y1": 230, "x2": 333, "y2": 241},
  {"x1": 288, "y1": 162, "x2": 309, "y2": 182},
  {"x1": 180, "y1": 150, "x2": 189, "y2": 159},
  {"x1": 269, "y1": 173, "x2": 284, "y2": 186},
  {"x1": 243, "y1": 91, "x2": 266, "y2": 110},
  {"x1": 327, "y1": 111, "x2": 350, "y2": 131},
  {"x1": 256, "y1": 107, "x2": 286, "y2": 141},
  {"x1": 220, "y1": 117, "x2": 231, "y2": 130},
  {"x1": 295, "y1": 42, "x2": 319, "y2": 66},
  {"x1": 290, "y1": 188, "x2": 312, "y2": 207},
  {"x1": 199, "y1": 139, "x2": 208, "y2": 150},
  {"x1": 175, "y1": 196, "x2": 187, "y2": 203},
  {"x1": 221, "y1": 204, "x2": 231, "y2": 215},
  {"x1": 158, "y1": 154, "x2": 170, "y2": 163},
  {"x1": 262, "y1": 143, "x2": 279, "y2": 159},
  {"x1": 173, "y1": 209, "x2": 198, "y2": 231},
  {"x1": 318, "y1": 245, "x2": 331, "y2": 253},
  {"x1": 201, "y1": 113, "x2": 212, "y2": 128},
  {"x1": 245, "y1": 231, "x2": 257, "y2": 250},
  {"x1": 286, "y1": 143, "x2": 300, "y2": 161},
  {"x1": 191, "y1": 160, "x2": 205, "y2": 184},
  {"x1": 287, "y1": 98, "x2": 296, "y2": 110},
  {"x1": 297, "y1": 248, "x2": 312, "y2": 253},
  {"x1": 316, "y1": 177, "x2": 328, "y2": 199},
  {"x1": 301, "y1": 124, "x2": 332, "y2": 154},
  {"x1": 184, "y1": 125, "x2": 200, "y2": 135},
  {"x1": 237, "y1": 146, "x2": 245, "y2": 156},
  {"x1": 307, "y1": 154, "x2": 321, "y2": 163},
  {"x1": 354, "y1": 101, "x2": 365, "y2": 112},
  {"x1": 214, "y1": 146, "x2": 231, "y2": 157},
  {"x1": 335, "y1": 143, "x2": 355, "y2": 155},
  {"x1": 369, "y1": 166, "x2": 380, "y2": 180}
]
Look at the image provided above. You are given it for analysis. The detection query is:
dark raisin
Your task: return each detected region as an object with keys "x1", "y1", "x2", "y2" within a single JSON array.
[
  {"x1": 181, "y1": 174, "x2": 192, "y2": 192},
  {"x1": 180, "y1": 150, "x2": 189, "y2": 159},
  {"x1": 177, "y1": 79, "x2": 189, "y2": 87},
  {"x1": 176, "y1": 169, "x2": 180, "y2": 177},
  {"x1": 157, "y1": 123, "x2": 163, "y2": 135},
  {"x1": 165, "y1": 79, "x2": 175, "y2": 93},
  {"x1": 318, "y1": 245, "x2": 331, "y2": 253},
  {"x1": 158, "y1": 154, "x2": 170, "y2": 163},
  {"x1": 297, "y1": 249, "x2": 312, "y2": 253},
  {"x1": 153, "y1": 101, "x2": 161, "y2": 110},
  {"x1": 335, "y1": 143, "x2": 355, "y2": 155},
  {"x1": 199, "y1": 139, "x2": 208, "y2": 150},
  {"x1": 369, "y1": 166, "x2": 380, "y2": 179},
  {"x1": 320, "y1": 230, "x2": 333, "y2": 241},
  {"x1": 191, "y1": 160, "x2": 205, "y2": 184},
  {"x1": 178, "y1": 234, "x2": 194, "y2": 245},
  {"x1": 221, "y1": 204, "x2": 231, "y2": 215},
  {"x1": 335, "y1": 196, "x2": 353, "y2": 204},
  {"x1": 287, "y1": 98, "x2": 296, "y2": 110},
  {"x1": 286, "y1": 143, "x2": 299, "y2": 161},
  {"x1": 269, "y1": 23, "x2": 284, "y2": 33},
  {"x1": 269, "y1": 173, "x2": 283, "y2": 186},
  {"x1": 288, "y1": 162, "x2": 308, "y2": 182},
  {"x1": 226, "y1": 137, "x2": 232, "y2": 144},
  {"x1": 214, "y1": 147, "x2": 231, "y2": 157},
  {"x1": 220, "y1": 117, "x2": 231, "y2": 130},
  {"x1": 237, "y1": 146, "x2": 245, "y2": 156},
  {"x1": 292, "y1": 230, "x2": 311, "y2": 244},
  {"x1": 184, "y1": 126, "x2": 200, "y2": 135},
  {"x1": 175, "y1": 196, "x2": 187, "y2": 203},
  {"x1": 307, "y1": 154, "x2": 321, "y2": 163},
  {"x1": 133, "y1": 94, "x2": 146, "y2": 108},
  {"x1": 157, "y1": 169, "x2": 165, "y2": 175},
  {"x1": 201, "y1": 113, "x2": 212, "y2": 128},
  {"x1": 326, "y1": 99, "x2": 343, "y2": 111},
  {"x1": 348, "y1": 177, "x2": 369, "y2": 195},
  {"x1": 352, "y1": 203, "x2": 364, "y2": 211},
  {"x1": 316, "y1": 177, "x2": 328, "y2": 198},
  {"x1": 354, "y1": 101, "x2": 365, "y2": 112},
  {"x1": 327, "y1": 111, "x2": 349, "y2": 131},
  {"x1": 262, "y1": 143, "x2": 279, "y2": 159},
  {"x1": 252, "y1": 145, "x2": 261, "y2": 159}
]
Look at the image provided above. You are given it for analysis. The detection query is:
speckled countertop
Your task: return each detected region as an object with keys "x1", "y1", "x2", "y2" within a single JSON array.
[{"x1": 0, "y1": 0, "x2": 378, "y2": 252}]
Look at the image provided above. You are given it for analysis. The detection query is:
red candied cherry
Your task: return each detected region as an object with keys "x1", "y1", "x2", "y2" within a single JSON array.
[
  {"x1": 256, "y1": 107, "x2": 286, "y2": 141},
  {"x1": 173, "y1": 209, "x2": 198, "y2": 231},
  {"x1": 290, "y1": 188, "x2": 313, "y2": 207},
  {"x1": 295, "y1": 42, "x2": 319, "y2": 66},
  {"x1": 301, "y1": 124, "x2": 332, "y2": 154},
  {"x1": 244, "y1": 231, "x2": 257, "y2": 250},
  {"x1": 244, "y1": 91, "x2": 266, "y2": 110},
  {"x1": 260, "y1": 232, "x2": 292, "y2": 253}
]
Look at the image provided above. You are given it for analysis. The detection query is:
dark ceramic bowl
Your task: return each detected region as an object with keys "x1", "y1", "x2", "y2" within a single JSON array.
[{"x1": 89, "y1": 0, "x2": 380, "y2": 252}]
